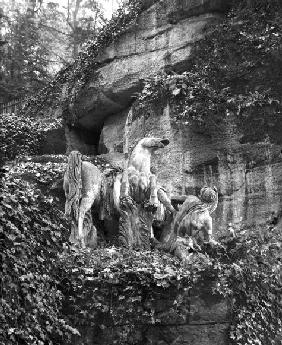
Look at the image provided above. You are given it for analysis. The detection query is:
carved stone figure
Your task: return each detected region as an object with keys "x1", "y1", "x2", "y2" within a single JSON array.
[
  {"x1": 173, "y1": 186, "x2": 218, "y2": 244},
  {"x1": 63, "y1": 151, "x2": 101, "y2": 248},
  {"x1": 117, "y1": 138, "x2": 173, "y2": 249},
  {"x1": 63, "y1": 136, "x2": 174, "y2": 248},
  {"x1": 154, "y1": 186, "x2": 219, "y2": 260}
]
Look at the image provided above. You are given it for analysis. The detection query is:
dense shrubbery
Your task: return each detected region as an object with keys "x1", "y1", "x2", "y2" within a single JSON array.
[
  {"x1": 137, "y1": 0, "x2": 282, "y2": 143},
  {"x1": 23, "y1": 0, "x2": 156, "y2": 121},
  {"x1": 0, "y1": 161, "x2": 74, "y2": 345},
  {"x1": 1, "y1": 1, "x2": 281, "y2": 343},
  {"x1": 1, "y1": 158, "x2": 281, "y2": 344},
  {"x1": 210, "y1": 224, "x2": 282, "y2": 345},
  {"x1": 58, "y1": 223, "x2": 282, "y2": 345},
  {"x1": 0, "y1": 113, "x2": 62, "y2": 164}
]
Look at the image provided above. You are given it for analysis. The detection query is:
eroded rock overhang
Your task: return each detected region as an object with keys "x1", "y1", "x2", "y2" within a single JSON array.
[{"x1": 72, "y1": 0, "x2": 232, "y2": 131}]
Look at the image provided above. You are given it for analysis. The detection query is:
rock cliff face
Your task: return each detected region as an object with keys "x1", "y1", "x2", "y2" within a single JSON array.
[
  {"x1": 64, "y1": 0, "x2": 282, "y2": 235},
  {"x1": 67, "y1": 0, "x2": 229, "y2": 133},
  {"x1": 100, "y1": 103, "x2": 282, "y2": 234},
  {"x1": 70, "y1": 282, "x2": 230, "y2": 345},
  {"x1": 43, "y1": 3, "x2": 282, "y2": 344}
]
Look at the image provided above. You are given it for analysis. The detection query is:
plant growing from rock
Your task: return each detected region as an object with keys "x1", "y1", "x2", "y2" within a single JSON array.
[
  {"x1": 57, "y1": 224, "x2": 282, "y2": 345},
  {"x1": 1, "y1": 159, "x2": 281, "y2": 344},
  {"x1": 136, "y1": 0, "x2": 282, "y2": 143},
  {"x1": 0, "y1": 160, "x2": 76, "y2": 345},
  {"x1": 0, "y1": 112, "x2": 62, "y2": 165},
  {"x1": 23, "y1": 0, "x2": 159, "y2": 123}
]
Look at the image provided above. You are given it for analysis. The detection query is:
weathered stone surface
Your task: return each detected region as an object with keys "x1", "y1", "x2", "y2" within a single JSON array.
[
  {"x1": 189, "y1": 290, "x2": 231, "y2": 324},
  {"x1": 70, "y1": 288, "x2": 230, "y2": 345},
  {"x1": 41, "y1": 128, "x2": 66, "y2": 154},
  {"x1": 73, "y1": 323, "x2": 229, "y2": 345},
  {"x1": 98, "y1": 109, "x2": 128, "y2": 153},
  {"x1": 145, "y1": 323, "x2": 228, "y2": 345},
  {"x1": 99, "y1": 104, "x2": 282, "y2": 235},
  {"x1": 59, "y1": 0, "x2": 282, "y2": 235},
  {"x1": 74, "y1": 0, "x2": 230, "y2": 130}
]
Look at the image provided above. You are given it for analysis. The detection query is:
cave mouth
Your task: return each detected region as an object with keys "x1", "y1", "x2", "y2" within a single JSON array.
[
  {"x1": 67, "y1": 124, "x2": 104, "y2": 155},
  {"x1": 79, "y1": 126, "x2": 102, "y2": 147}
]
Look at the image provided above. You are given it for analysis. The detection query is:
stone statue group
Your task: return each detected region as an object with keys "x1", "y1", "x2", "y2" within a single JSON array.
[{"x1": 63, "y1": 132, "x2": 218, "y2": 259}]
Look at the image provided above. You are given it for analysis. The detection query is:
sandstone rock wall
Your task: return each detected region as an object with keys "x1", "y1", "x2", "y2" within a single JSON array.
[
  {"x1": 41, "y1": 128, "x2": 66, "y2": 154},
  {"x1": 72, "y1": 0, "x2": 230, "y2": 132},
  {"x1": 61, "y1": 0, "x2": 282, "y2": 234},
  {"x1": 71, "y1": 285, "x2": 230, "y2": 345},
  {"x1": 99, "y1": 104, "x2": 282, "y2": 235},
  {"x1": 45, "y1": 1, "x2": 281, "y2": 344}
]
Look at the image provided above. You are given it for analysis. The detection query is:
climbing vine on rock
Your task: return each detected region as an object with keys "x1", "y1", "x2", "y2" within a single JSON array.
[
  {"x1": 23, "y1": 0, "x2": 158, "y2": 124},
  {"x1": 0, "y1": 160, "x2": 74, "y2": 345},
  {"x1": 57, "y1": 247, "x2": 211, "y2": 343},
  {"x1": 1, "y1": 160, "x2": 281, "y2": 344},
  {"x1": 57, "y1": 223, "x2": 282, "y2": 345},
  {"x1": 136, "y1": 0, "x2": 282, "y2": 143},
  {"x1": 0, "y1": 113, "x2": 63, "y2": 165},
  {"x1": 208, "y1": 223, "x2": 282, "y2": 345}
]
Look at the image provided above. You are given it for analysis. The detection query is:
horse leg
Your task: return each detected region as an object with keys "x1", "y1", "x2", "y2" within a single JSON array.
[
  {"x1": 203, "y1": 215, "x2": 217, "y2": 244},
  {"x1": 63, "y1": 173, "x2": 72, "y2": 216},
  {"x1": 149, "y1": 174, "x2": 158, "y2": 208},
  {"x1": 78, "y1": 192, "x2": 95, "y2": 248},
  {"x1": 157, "y1": 187, "x2": 175, "y2": 213}
]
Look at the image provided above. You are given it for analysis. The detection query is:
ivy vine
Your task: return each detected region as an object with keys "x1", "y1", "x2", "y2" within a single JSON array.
[
  {"x1": 57, "y1": 222, "x2": 282, "y2": 345},
  {"x1": 23, "y1": 0, "x2": 158, "y2": 124},
  {"x1": 135, "y1": 0, "x2": 282, "y2": 143},
  {"x1": 0, "y1": 112, "x2": 63, "y2": 165},
  {"x1": 1, "y1": 158, "x2": 281, "y2": 344},
  {"x1": 0, "y1": 160, "x2": 74, "y2": 345}
]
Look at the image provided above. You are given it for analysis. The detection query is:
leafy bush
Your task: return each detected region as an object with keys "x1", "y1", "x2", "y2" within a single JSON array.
[
  {"x1": 57, "y1": 223, "x2": 282, "y2": 345},
  {"x1": 0, "y1": 160, "x2": 76, "y2": 345},
  {"x1": 209, "y1": 224, "x2": 282, "y2": 345},
  {"x1": 57, "y1": 247, "x2": 210, "y2": 344},
  {"x1": 0, "y1": 113, "x2": 62, "y2": 165},
  {"x1": 1, "y1": 159, "x2": 281, "y2": 345},
  {"x1": 24, "y1": 0, "x2": 158, "y2": 122}
]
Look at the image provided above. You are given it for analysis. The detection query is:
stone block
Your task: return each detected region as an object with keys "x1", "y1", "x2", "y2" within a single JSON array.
[
  {"x1": 189, "y1": 295, "x2": 231, "y2": 324},
  {"x1": 145, "y1": 323, "x2": 229, "y2": 345}
]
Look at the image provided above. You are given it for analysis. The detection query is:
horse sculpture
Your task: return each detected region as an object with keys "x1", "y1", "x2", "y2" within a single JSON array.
[
  {"x1": 63, "y1": 137, "x2": 174, "y2": 248},
  {"x1": 63, "y1": 135, "x2": 218, "y2": 254}
]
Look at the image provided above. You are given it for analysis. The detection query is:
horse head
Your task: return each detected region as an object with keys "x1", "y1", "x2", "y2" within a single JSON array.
[
  {"x1": 128, "y1": 137, "x2": 170, "y2": 176},
  {"x1": 138, "y1": 137, "x2": 170, "y2": 153}
]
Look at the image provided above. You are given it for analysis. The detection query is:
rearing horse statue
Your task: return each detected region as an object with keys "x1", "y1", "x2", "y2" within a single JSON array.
[{"x1": 63, "y1": 137, "x2": 174, "y2": 248}]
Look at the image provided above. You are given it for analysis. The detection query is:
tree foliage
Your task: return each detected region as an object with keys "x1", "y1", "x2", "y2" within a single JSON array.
[
  {"x1": 0, "y1": 0, "x2": 109, "y2": 102},
  {"x1": 0, "y1": 1, "x2": 53, "y2": 101}
]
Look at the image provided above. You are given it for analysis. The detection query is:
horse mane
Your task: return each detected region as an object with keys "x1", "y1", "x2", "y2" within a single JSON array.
[
  {"x1": 64, "y1": 151, "x2": 82, "y2": 221},
  {"x1": 128, "y1": 137, "x2": 167, "y2": 176}
]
